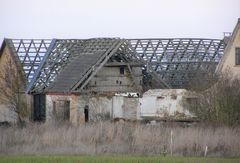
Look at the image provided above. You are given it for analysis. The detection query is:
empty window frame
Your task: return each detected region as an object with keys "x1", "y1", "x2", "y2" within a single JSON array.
[
  {"x1": 235, "y1": 47, "x2": 240, "y2": 65},
  {"x1": 52, "y1": 100, "x2": 70, "y2": 121},
  {"x1": 120, "y1": 67, "x2": 124, "y2": 74}
]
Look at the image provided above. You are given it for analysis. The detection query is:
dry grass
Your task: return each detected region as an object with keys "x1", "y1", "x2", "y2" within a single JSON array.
[{"x1": 0, "y1": 122, "x2": 239, "y2": 156}]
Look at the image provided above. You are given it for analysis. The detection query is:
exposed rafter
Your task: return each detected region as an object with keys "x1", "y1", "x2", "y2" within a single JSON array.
[
  {"x1": 52, "y1": 38, "x2": 123, "y2": 92},
  {"x1": 8, "y1": 39, "x2": 52, "y2": 83},
  {"x1": 4, "y1": 38, "x2": 225, "y2": 93},
  {"x1": 127, "y1": 38, "x2": 225, "y2": 88},
  {"x1": 27, "y1": 39, "x2": 85, "y2": 93}
]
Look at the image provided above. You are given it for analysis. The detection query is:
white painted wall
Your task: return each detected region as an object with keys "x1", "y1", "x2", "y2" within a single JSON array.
[
  {"x1": 139, "y1": 96, "x2": 156, "y2": 117},
  {"x1": 112, "y1": 96, "x2": 139, "y2": 120},
  {"x1": 112, "y1": 96, "x2": 124, "y2": 119},
  {"x1": 139, "y1": 89, "x2": 194, "y2": 120},
  {"x1": 112, "y1": 89, "x2": 194, "y2": 121}
]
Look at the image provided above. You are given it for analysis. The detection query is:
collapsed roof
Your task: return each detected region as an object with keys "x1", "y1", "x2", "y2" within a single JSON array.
[{"x1": 1, "y1": 38, "x2": 225, "y2": 93}]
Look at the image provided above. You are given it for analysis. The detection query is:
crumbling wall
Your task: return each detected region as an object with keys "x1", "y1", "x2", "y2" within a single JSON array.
[
  {"x1": 140, "y1": 89, "x2": 194, "y2": 120},
  {"x1": 46, "y1": 94, "x2": 113, "y2": 124},
  {"x1": 88, "y1": 66, "x2": 142, "y2": 92},
  {"x1": 46, "y1": 94, "x2": 79, "y2": 124},
  {"x1": 80, "y1": 96, "x2": 112, "y2": 122},
  {"x1": 112, "y1": 96, "x2": 140, "y2": 120},
  {"x1": 45, "y1": 89, "x2": 195, "y2": 124}
]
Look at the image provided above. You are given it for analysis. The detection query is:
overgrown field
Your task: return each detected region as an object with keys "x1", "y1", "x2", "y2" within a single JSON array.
[
  {"x1": 0, "y1": 122, "x2": 240, "y2": 156},
  {"x1": 0, "y1": 155, "x2": 240, "y2": 163}
]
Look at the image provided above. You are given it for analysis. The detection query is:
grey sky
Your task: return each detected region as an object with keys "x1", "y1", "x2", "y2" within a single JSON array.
[{"x1": 0, "y1": 0, "x2": 239, "y2": 43}]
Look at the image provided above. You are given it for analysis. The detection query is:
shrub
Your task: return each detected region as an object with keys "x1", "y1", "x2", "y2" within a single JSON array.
[{"x1": 184, "y1": 71, "x2": 240, "y2": 126}]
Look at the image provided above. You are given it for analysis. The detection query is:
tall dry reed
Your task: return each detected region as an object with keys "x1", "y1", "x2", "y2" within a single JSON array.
[{"x1": 0, "y1": 122, "x2": 239, "y2": 156}]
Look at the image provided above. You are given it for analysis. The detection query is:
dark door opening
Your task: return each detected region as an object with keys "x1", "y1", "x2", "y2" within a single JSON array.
[
  {"x1": 120, "y1": 67, "x2": 125, "y2": 74},
  {"x1": 84, "y1": 105, "x2": 89, "y2": 122},
  {"x1": 33, "y1": 94, "x2": 46, "y2": 122}
]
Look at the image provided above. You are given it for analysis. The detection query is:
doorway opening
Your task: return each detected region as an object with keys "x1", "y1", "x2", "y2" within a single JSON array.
[
  {"x1": 33, "y1": 94, "x2": 46, "y2": 122},
  {"x1": 84, "y1": 105, "x2": 89, "y2": 122}
]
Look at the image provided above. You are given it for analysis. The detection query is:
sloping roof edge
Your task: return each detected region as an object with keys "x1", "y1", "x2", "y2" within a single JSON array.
[
  {"x1": 0, "y1": 38, "x2": 27, "y2": 88},
  {"x1": 216, "y1": 18, "x2": 240, "y2": 73},
  {"x1": 44, "y1": 38, "x2": 124, "y2": 93},
  {"x1": 69, "y1": 39, "x2": 125, "y2": 93},
  {"x1": 26, "y1": 39, "x2": 56, "y2": 93},
  {"x1": 0, "y1": 39, "x2": 7, "y2": 56}
]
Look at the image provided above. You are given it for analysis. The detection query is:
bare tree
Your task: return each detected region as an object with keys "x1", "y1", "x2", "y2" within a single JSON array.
[{"x1": 183, "y1": 70, "x2": 240, "y2": 126}]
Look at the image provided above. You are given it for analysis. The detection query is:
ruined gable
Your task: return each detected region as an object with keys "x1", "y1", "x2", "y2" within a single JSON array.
[
  {"x1": 216, "y1": 18, "x2": 240, "y2": 77},
  {"x1": 0, "y1": 42, "x2": 31, "y2": 123}
]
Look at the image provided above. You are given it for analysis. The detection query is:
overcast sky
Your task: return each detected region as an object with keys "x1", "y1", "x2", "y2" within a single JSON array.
[{"x1": 0, "y1": 0, "x2": 239, "y2": 43}]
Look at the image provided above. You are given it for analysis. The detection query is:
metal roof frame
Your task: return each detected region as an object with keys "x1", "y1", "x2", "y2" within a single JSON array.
[
  {"x1": 127, "y1": 38, "x2": 225, "y2": 87},
  {"x1": 6, "y1": 39, "x2": 52, "y2": 83},
  {"x1": 3, "y1": 38, "x2": 225, "y2": 93}
]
